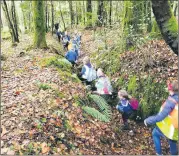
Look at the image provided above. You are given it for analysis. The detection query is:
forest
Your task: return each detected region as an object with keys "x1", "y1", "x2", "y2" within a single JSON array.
[{"x1": 1, "y1": 0, "x2": 178, "y2": 155}]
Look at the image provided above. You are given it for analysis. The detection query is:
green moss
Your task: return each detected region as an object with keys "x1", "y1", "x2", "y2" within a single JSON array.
[
  {"x1": 39, "y1": 56, "x2": 57, "y2": 67},
  {"x1": 164, "y1": 15, "x2": 178, "y2": 37},
  {"x1": 32, "y1": 1, "x2": 47, "y2": 48}
]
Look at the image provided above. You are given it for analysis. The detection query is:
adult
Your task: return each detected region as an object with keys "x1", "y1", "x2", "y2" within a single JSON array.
[
  {"x1": 144, "y1": 80, "x2": 178, "y2": 155},
  {"x1": 54, "y1": 23, "x2": 62, "y2": 42},
  {"x1": 78, "y1": 56, "x2": 96, "y2": 85}
]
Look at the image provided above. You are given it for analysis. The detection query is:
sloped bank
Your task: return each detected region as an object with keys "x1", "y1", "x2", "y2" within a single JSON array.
[{"x1": 90, "y1": 40, "x2": 178, "y2": 120}]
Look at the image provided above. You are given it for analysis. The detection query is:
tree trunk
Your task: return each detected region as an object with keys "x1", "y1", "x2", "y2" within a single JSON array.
[
  {"x1": 0, "y1": 14, "x2": 3, "y2": 29},
  {"x1": 97, "y1": 0, "x2": 104, "y2": 27},
  {"x1": 173, "y1": 2, "x2": 178, "y2": 16},
  {"x1": 69, "y1": 1, "x2": 74, "y2": 28},
  {"x1": 11, "y1": 0, "x2": 19, "y2": 42},
  {"x1": 146, "y1": 1, "x2": 152, "y2": 32},
  {"x1": 33, "y1": 0, "x2": 47, "y2": 48},
  {"x1": 151, "y1": 0, "x2": 178, "y2": 55},
  {"x1": 45, "y1": 1, "x2": 48, "y2": 32},
  {"x1": 87, "y1": 0, "x2": 92, "y2": 27},
  {"x1": 48, "y1": 9, "x2": 50, "y2": 29},
  {"x1": 76, "y1": 2, "x2": 79, "y2": 26},
  {"x1": 83, "y1": 1, "x2": 86, "y2": 25},
  {"x1": 60, "y1": 10, "x2": 66, "y2": 31},
  {"x1": 51, "y1": 0, "x2": 54, "y2": 35},
  {"x1": 28, "y1": 2, "x2": 31, "y2": 31},
  {"x1": 2, "y1": 0, "x2": 18, "y2": 43},
  {"x1": 109, "y1": 0, "x2": 112, "y2": 28}
]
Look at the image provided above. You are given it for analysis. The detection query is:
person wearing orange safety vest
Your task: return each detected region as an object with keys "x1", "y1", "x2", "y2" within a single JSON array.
[{"x1": 144, "y1": 80, "x2": 178, "y2": 155}]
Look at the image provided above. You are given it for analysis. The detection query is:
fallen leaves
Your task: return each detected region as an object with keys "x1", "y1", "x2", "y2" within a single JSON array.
[
  {"x1": 41, "y1": 142, "x2": 50, "y2": 154},
  {"x1": 1, "y1": 125, "x2": 8, "y2": 137}
]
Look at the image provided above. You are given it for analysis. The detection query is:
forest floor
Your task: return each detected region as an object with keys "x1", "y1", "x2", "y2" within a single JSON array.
[{"x1": 1, "y1": 31, "x2": 171, "y2": 155}]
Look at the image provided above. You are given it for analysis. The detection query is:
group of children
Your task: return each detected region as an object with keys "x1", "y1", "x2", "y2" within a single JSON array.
[{"x1": 55, "y1": 28, "x2": 178, "y2": 155}]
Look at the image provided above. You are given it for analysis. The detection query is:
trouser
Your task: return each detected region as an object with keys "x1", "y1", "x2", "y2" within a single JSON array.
[
  {"x1": 152, "y1": 127, "x2": 178, "y2": 155},
  {"x1": 63, "y1": 42, "x2": 69, "y2": 50}
]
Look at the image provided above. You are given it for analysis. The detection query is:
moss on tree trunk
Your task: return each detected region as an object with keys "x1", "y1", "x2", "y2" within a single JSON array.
[
  {"x1": 151, "y1": 0, "x2": 178, "y2": 55},
  {"x1": 33, "y1": 0, "x2": 47, "y2": 48}
]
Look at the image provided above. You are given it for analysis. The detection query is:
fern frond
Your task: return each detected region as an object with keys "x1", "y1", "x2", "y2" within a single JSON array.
[
  {"x1": 89, "y1": 94, "x2": 112, "y2": 119},
  {"x1": 82, "y1": 106, "x2": 110, "y2": 122}
]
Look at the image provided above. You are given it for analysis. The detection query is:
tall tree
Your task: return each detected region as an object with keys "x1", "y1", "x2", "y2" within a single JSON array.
[
  {"x1": 151, "y1": 0, "x2": 178, "y2": 55},
  {"x1": 83, "y1": 1, "x2": 86, "y2": 25},
  {"x1": 69, "y1": 1, "x2": 74, "y2": 28},
  {"x1": 32, "y1": 0, "x2": 47, "y2": 48},
  {"x1": 97, "y1": 0, "x2": 104, "y2": 27},
  {"x1": 87, "y1": 0, "x2": 92, "y2": 27},
  {"x1": 109, "y1": 0, "x2": 112, "y2": 28},
  {"x1": 2, "y1": 0, "x2": 19, "y2": 43},
  {"x1": 11, "y1": 0, "x2": 19, "y2": 41},
  {"x1": 45, "y1": 1, "x2": 48, "y2": 32},
  {"x1": 51, "y1": 0, "x2": 54, "y2": 35}
]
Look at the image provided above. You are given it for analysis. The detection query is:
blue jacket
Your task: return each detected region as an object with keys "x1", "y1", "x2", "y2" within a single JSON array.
[
  {"x1": 65, "y1": 50, "x2": 77, "y2": 62},
  {"x1": 145, "y1": 93, "x2": 179, "y2": 125},
  {"x1": 116, "y1": 99, "x2": 133, "y2": 114}
]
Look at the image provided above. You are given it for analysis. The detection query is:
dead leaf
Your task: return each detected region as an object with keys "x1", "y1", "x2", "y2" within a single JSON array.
[
  {"x1": 41, "y1": 142, "x2": 50, "y2": 154},
  {"x1": 1, "y1": 125, "x2": 8, "y2": 137}
]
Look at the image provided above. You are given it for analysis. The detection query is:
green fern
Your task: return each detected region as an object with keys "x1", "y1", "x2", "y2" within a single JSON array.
[
  {"x1": 89, "y1": 94, "x2": 112, "y2": 119},
  {"x1": 82, "y1": 106, "x2": 110, "y2": 122}
]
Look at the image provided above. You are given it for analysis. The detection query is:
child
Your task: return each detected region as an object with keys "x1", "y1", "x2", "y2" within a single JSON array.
[
  {"x1": 71, "y1": 35, "x2": 79, "y2": 57},
  {"x1": 116, "y1": 90, "x2": 134, "y2": 130},
  {"x1": 93, "y1": 68, "x2": 113, "y2": 95},
  {"x1": 144, "y1": 80, "x2": 178, "y2": 155},
  {"x1": 62, "y1": 31, "x2": 70, "y2": 51},
  {"x1": 78, "y1": 56, "x2": 96, "y2": 85},
  {"x1": 65, "y1": 46, "x2": 77, "y2": 67}
]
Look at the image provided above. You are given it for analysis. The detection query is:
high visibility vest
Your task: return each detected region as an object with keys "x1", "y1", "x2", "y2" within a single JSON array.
[{"x1": 156, "y1": 97, "x2": 178, "y2": 141}]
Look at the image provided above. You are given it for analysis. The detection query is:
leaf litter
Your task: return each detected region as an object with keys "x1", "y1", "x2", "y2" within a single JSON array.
[{"x1": 1, "y1": 32, "x2": 174, "y2": 155}]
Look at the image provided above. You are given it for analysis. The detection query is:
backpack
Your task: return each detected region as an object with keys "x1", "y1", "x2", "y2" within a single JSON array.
[{"x1": 129, "y1": 98, "x2": 139, "y2": 110}]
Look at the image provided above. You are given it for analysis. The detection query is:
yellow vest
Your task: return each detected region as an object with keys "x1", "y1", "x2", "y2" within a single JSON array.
[{"x1": 156, "y1": 97, "x2": 178, "y2": 141}]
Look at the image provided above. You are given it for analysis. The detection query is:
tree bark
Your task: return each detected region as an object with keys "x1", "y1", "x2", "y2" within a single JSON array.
[
  {"x1": 45, "y1": 1, "x2": 48, "y2": 32},
  {"x1": 109, "y1": 0, "x2": 112, "y2": 28},
  {"x1": 33, "y1": 0, "x2": 47, "y2": 48},
  {"x1": 83, "y1": 0, "x2": 86, "y2": 25},
  {"x1": 51, "y1": 0, "x2": 54, "y2": 35},
  {"x1": 69, "y1": 1, "x2": 74, "y2": 28},
  {"x1": 60, "y1": 10, "x2": 66, "y2": 31},
  {"x1": 97, "y1": 0, "x2": 104, "y2": 27},
  {"x1": 28, "y1": 2, "x2": 31, "y2": 31},
  {"x1": 11, "y1": 0, "x2": 19, "y2": 42},
  {"x1": 87, "y1": 0, "x2": 92, "y2": 27},
  {"x1": 2, "y1": 0, "x2": 18, "y2": 43},
  {"x1": 151, "y1": 0, "x2": 178, "y2": 55}
]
